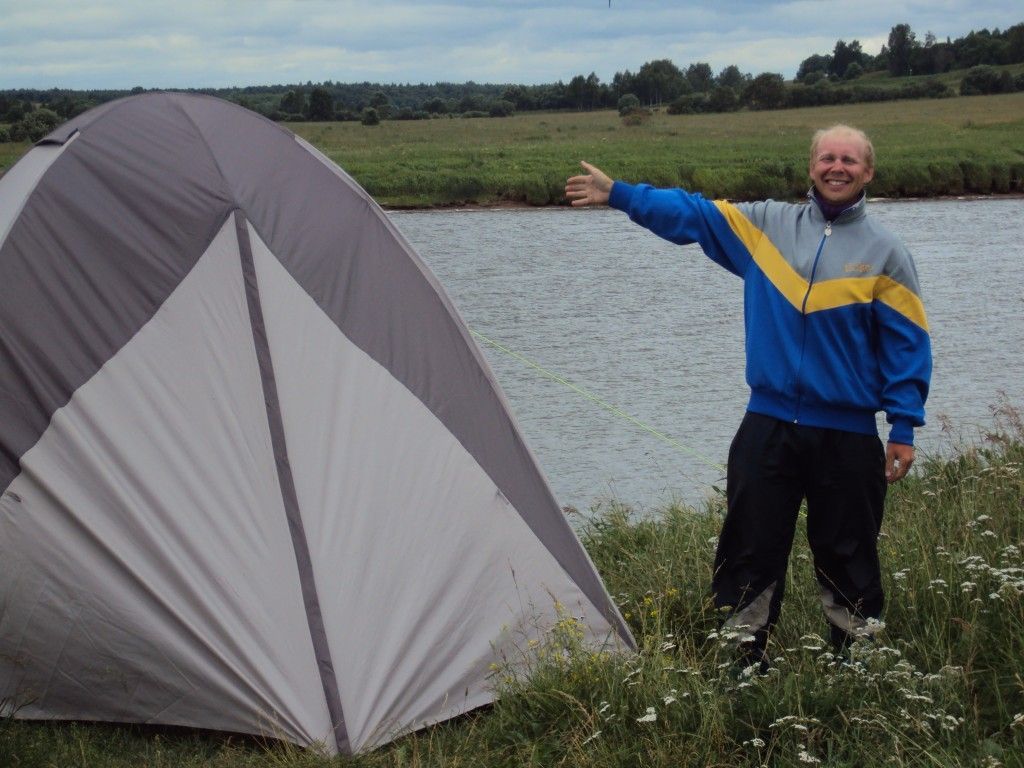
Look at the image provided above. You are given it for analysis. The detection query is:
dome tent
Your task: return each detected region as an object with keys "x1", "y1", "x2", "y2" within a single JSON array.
[{"x1": 0, "y1": 93, "x2": 634, "y2": 754}]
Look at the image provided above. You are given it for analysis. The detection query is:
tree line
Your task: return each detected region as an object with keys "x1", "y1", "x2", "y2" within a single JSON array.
[{"x1": 1, "y1": 20, "x2": 1022, "y2": 140}]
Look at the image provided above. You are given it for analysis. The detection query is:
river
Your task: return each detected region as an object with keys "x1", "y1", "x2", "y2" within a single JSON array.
[{"x1": 390, "y1": 198, "x2": 1024, "y2": 512}]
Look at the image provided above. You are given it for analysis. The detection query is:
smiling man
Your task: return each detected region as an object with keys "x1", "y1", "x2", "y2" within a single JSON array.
[{"x1": 565, "y1": 124, "x2": 931, "y2": 668}]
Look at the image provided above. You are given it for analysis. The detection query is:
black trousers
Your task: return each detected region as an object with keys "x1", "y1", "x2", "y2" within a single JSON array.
[{"x1": 712, "y1": 412, "x2": 887, "y2": 656}]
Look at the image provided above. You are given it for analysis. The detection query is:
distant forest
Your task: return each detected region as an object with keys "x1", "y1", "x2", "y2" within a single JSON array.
[{"x1": 2, "y1": 21, "x2": 1022, "y2": 142}]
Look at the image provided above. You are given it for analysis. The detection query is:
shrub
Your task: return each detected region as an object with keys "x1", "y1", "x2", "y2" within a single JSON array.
[
  {"x1": 360, "y1": 107, "x2": 380, "y2": 126},
  {"x1": 620, "y1": 108, "x2": 652, "y2": 126},
  {"x1": 896, "y1": 78, "x2": 954, "y2": 100},
  {"x1": 707, "y1": 86, "x2": 739, "y2": 112},
  {"x1": 0, "y1": 125, "x2": 9, "y2": 143},
  {"x1": 15, "y1": 108, "x2": 61, "y2": 142},
  {"x1": 617, "y1": 93, "x2": 640, "y2": 116},
  {"x1": 488, "y1": 100, "x2": 515, "y2": 118},
  {"x1": 960, "y1": 66, "x2": 1003, "y2": 96},
  {"x1": 667, "y1": 94, "x2": 707, "y2": 115}
]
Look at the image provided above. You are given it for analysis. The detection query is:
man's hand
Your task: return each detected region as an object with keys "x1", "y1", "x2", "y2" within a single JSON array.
[
  {"x1": 565, "y1": 161, "x2": 613, "y2": 206},
  {"x1": 885, "y1": 442, "x2": 914, "y2": 483}
]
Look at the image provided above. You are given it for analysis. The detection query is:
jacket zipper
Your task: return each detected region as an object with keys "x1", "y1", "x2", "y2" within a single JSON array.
[{"x1": 793, "y1": 222, "x2": 832, "y2": 423}]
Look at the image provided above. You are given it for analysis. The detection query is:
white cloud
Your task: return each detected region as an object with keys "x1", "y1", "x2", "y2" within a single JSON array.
[{"x1": 0, "y1": 0, "x2": 1019, "y2": 88}]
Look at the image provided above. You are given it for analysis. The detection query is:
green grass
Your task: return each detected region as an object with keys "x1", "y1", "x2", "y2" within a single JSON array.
[
  {"x1": 3, "y1": 401, "x2": 1023, "y2": 767},
  {"x1": 2, "y1": 92, "x2": 1023, "y2": 205},
  {"x1": 292, "y1": 92, "x2": 1024, "y2": 205},
  {"x1": 0, "y1": 140, "x2": 31, "y2": 176}
]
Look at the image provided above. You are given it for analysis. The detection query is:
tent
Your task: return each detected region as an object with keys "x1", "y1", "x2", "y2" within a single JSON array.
[{"x1": 0, "y1": 93, "x2": 634, "y2": 754}]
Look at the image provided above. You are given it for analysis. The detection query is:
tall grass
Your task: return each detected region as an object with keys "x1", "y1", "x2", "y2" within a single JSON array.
[
  {"x1": 2, "y1": 93, "x2": 1023, "y2": 205},
  {"x1": 3, "y1": 403, "x2": 1022, "y2": 766}
]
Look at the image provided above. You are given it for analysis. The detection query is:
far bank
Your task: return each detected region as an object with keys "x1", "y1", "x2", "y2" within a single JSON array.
[{"x1": 2, "y1": 93, "x2": 1022, "y2": 207}]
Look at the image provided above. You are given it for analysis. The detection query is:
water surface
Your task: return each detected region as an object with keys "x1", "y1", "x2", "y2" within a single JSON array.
[{"x1": 390, "y1": 199, "x2": 1024, "y2": 511}]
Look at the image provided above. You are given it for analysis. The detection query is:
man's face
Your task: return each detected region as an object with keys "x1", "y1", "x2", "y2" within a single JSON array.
[{"x1": 809, "y1": 133, "x2": 875, "y2": 206}]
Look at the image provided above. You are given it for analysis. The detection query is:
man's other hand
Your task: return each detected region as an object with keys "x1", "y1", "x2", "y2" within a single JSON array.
[{"x1": 886, "y1": 442, "x2": 915, "y2": 483}]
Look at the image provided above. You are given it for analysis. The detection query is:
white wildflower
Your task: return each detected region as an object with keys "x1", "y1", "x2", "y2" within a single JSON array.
[
  {"x1": 663, "y1": 689, "x2": 678, "y2": 705},
  {"x1": 636, "y1": 706, "x2": 657, "y2": 723},
  {"x1": 1010, "y1": 712, "x2": 1024, "y2": 728},
  {"x1": 940, "y1": 714, "x2": 964, "y2": 731},
  {"x1": 743, "y1": 737, "x2": 766, "y2": 748},
  {"x1": 797, "y1": 748, "x2": 822, "y2": 764},
  {"x1": 899, "y1": 688, "x2": 933, "y2": 703},
  {"x1": 581, "y1": 730, "x2": 602, "y2": 746}
]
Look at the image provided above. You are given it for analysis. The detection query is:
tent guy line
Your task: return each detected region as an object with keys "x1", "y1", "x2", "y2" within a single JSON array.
[{"x1": 469, "y1": 328, "x2": 726, "y2": 473}]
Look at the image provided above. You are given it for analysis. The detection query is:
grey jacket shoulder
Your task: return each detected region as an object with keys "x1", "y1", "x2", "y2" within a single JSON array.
[
  {"x1": 857, "y1": 212, "x2": 922, "y2": 293},
  {"x1": 730, "y1": 198, "x2": 921, "y2": 292}
]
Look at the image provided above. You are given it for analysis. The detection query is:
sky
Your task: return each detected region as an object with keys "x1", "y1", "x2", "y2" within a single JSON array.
[{"x1": 2, "y1": 1, "x2": 1021, "y2": 90}]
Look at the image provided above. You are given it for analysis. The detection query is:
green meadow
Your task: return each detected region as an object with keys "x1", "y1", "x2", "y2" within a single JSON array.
[
  {"x1": 2, "y1": 92, "x2": 1023, "y2": 205},
  {"x1": 291, "y1": 92, "x2": 1024, "y2": 206},
  {"x1": 2, "y1": 406, "x2": 1023, "y2": 766}
]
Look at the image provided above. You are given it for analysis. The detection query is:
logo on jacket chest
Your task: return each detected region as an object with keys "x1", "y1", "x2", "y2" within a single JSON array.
[{"x1": 844, "y1": 262, "x2": 873, "y2": 274}]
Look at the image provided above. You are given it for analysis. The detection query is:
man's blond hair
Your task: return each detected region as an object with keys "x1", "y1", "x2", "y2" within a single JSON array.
[{"x1": 809, "y1": 124, "x2": 875, "y2": 170}]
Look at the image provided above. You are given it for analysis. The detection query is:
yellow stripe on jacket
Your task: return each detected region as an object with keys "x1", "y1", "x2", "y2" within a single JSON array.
[{"x1": 713, "y1": 201, "x2": 929, "y2": 331}]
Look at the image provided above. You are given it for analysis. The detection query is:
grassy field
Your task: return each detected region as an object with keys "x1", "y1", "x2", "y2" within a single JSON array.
[
  {"x1": 853, "y1": 62, "x2": 1024, "y2": 92},
  {"x1": 292, "y1": 92, "x2": 1024, "y2": 206},
  {"x1": 2, "y1": 92, "x2": 1023, "y2": 206},
  {"x1": 2, "y1": 404, "x2": 1023, "y2": 767}
]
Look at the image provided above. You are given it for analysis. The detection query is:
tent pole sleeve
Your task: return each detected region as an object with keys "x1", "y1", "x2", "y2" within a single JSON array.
[{"x1": 234, "y1": 209, "x2": 350, "y2": 754}]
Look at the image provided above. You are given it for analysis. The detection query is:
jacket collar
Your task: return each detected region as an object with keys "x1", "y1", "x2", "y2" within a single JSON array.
[{"x1": 806, "y1": 187, "x2": 867, "y2": 224}]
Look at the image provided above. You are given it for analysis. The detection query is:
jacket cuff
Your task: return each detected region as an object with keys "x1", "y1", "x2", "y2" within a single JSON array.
[
  {"x1": 888, "y1": 419, "x2": 915, "y2": 446},
  {"x1": 608, "y1": 180, "x2": 634, "y2": 211}
]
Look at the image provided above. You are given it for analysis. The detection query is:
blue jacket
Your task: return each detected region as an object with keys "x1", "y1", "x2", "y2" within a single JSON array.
[{"x1": 608, "y1": 182, "x2": 931, "y2": 445}]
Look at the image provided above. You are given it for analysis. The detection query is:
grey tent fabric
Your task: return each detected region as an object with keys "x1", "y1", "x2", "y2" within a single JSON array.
[{"x1": 0, "y1": 93, "x2": 634, "y2": 754}]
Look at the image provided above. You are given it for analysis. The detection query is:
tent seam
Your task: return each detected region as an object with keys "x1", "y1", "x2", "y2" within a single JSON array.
[{"x1": 233, "y1": 209, "x2": 350, "y2": 753}]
